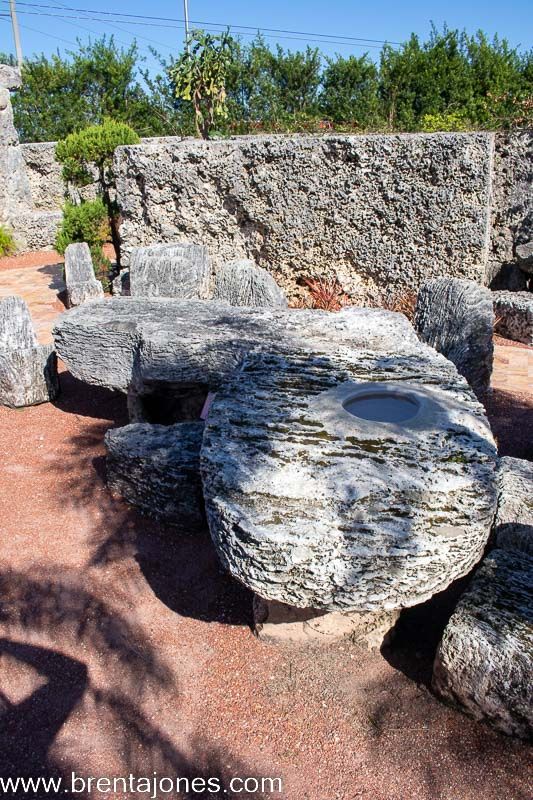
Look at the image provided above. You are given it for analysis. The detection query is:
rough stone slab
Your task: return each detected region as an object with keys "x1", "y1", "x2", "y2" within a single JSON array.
[
  {"x1": 112, "y1": 268, "x2": 130, "y2": 296},
  {"x1": 0, "y1": 344, "x2": 59, "y2": 407},
  {"x1": 105, "y1": 421, "x2": 205, "y2": 530},
  {"x1": 129, "y1": 242, "x2": 211, "y2": 299},
  {"x1": 433, "y1": 548, "x2": 533, "y2": 739},
  {"x1": 64, "y1": 242, "x2": 104, "y2": 307},
  {"x1": 516, "y1": 241, "x2": 533, "y2": 274},
  {"x1": 53, "y1": 298, "x2": 420, "y2": 393},
  {"x1": 201, "y1": 346, "x2": 497, "y2": 612},
  {"x1": 493, "y1": 291, "x2": 533, "y2": 345},
  {"x1": 213, "y1": 259, "x2": 287, "y2": 308},
  {"x1": 115, "y1": 134, "x2": 493, "y2": 301},
  {"x1": 415, "y1": 278, "x2": 494, "y2": 397},
  {"x1": 0, "y1": 295, "x2": 59, "y2": 407},
  {"x1": 0, "y1": 295, "x2": 37, "y2": 350},
  {"x1": 488, "y1": 131, "x2": 533, "y2": 285},
  {"x1": 253, "y1": 596, "x2": 400, "y2": 648},
  {"x1": 10, "y1": 210, "x2": 63, "y2": 252},
  {"x1": 0, "y1": 65, "x2": 21, "y2": 90},
  {"x1": 494, "y1": 456, "x2": 533, "y2": 556}
]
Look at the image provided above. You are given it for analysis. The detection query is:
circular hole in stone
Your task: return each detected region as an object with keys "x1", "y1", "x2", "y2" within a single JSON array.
[{"x1": 342, "y1": 390, "x2": 421, "y2": 424}]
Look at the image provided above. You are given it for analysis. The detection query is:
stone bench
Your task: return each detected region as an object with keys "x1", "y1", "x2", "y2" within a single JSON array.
[
  {"x1": 415, "y1": 277, "x2": 494, "y2": 398},
  {"x1": 105, "y1": 421, "x2": 205, "y2": 531},
  {"x1": 64, "y1": 242, "x2": 104, "y2": 307},
  {"x1": 0, "y1": 295, "x2": 59, "y2": 407},
  {"x1": 433, "y1": 548, "x2": 532, "y2": 739},
  {"x1": 493, "y1": 291, "x2": 533, "y2": 345}
]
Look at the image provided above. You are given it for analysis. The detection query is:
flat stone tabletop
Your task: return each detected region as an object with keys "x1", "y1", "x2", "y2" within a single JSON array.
[
  {"x1": 53, "y1": 298, "x2": 420, "y2": 392},
  {"x1": 201, "y1": 346, "x2": 498, "y2": 612}
]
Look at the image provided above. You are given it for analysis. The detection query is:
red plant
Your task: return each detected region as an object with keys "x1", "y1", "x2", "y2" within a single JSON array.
[{"x1": 302, "y1": 276, "x2": 350, "y2": 312}]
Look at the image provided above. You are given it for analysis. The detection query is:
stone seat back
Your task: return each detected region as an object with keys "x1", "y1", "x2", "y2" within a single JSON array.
[
  {"x1": 129, "y1": 242, "x2": 211, "y2": 299},
  {"x1": 415, "y1": 277, "x2": 494, "y2": 398},
  {"x1": 64, "y1": 242, "x2": 98, "y2": 286},
  {"x1": 0, "y1": 295, "x2": 38, "y2": 351}
]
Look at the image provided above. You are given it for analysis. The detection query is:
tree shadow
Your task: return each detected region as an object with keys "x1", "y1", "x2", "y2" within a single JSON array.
[
  {"x1": 0, "y1": 568, "x2": 267, "y2": 799},
  {"x1": 0, "y1": 639, "x2": 88, "y2": 798},
  {"x1": 37, "y1": 263, "x2": 65, "y2": 294}
]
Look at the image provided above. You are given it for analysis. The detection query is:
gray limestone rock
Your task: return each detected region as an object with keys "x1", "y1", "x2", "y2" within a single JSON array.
[
  {"x1": 64, "y1": 243, "x2": 104, "y2": 307},
  {"x1": 515, "y1": 241, "x2": 533, "y2": 274},
  {"x1": 433, "y1": 548, "x2": 533, "y2": 739},
  {"x1": 112, "y1": 268, "x2": 130, "y2": 296},
  {"x1": 213, "y1": 259, "x2": 287, "y2": 308},
  {"x1": 493, "y1": 291, "x2": 533, "y2": 345},
  {"x1": 105, "y1": 421, "x2": 205, "y2": 530},
  {"x1": 415, "y1": 278, "x2": 494, "y2": 398},
  {"x1": 0, "y1": 65, "x2": 21, "y2": 90},
  {"x1": 12, "y1": 210, "x2": 62, "y2": 252},
  {"x1": 129, "y1": 242, "x2": 210, "y2": 299},
  {"x1": 53, "y1": 298, "x2": 420, "y2": 394},
  {"x1": 494, "y1": 456, "x2": 533, "y2": 556},
  {"x1": 0, "y1": 295, "x2": 59, "y2": 407},
  {"x1": 201, "y1": 346, "x2": 497, "y2": 612},
  {"x1": 488, "y1": 131, "x2": 533, "y2": 285}
]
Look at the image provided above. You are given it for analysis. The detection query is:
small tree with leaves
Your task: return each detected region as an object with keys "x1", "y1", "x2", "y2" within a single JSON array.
[
  {"x1": 56, "y1": 118, "x2": 140, "y2": 266},
  {"x1": 170, "y1": 30, "x2": 233, "y2": 139}
]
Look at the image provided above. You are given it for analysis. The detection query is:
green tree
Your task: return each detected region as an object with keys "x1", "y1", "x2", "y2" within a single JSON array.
[
  {"x1": 8, "y1": 37, "x2": 170, "y2": 142},
  {"x1": 170, "y1": 30, "x2": 234, "y2": 139},
  {"x1": 55, "y1": 119, "x2": 140, "y2": 264},
  {"x1": 320, "y1": 54, "x2": 381, "y2": 126}
]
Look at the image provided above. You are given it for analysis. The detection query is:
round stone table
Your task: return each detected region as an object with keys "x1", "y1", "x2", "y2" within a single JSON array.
[{"x1": 201, "y1": 344, "x2": 498, "y2": 612}]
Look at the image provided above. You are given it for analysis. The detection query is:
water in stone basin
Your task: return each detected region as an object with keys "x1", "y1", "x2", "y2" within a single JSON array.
[{"x1": 342, "y1": 390, "x2": 420, "y2": 424}]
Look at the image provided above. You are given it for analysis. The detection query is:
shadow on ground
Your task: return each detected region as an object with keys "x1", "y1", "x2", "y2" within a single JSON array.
[
  {"x1": 485, "y1": 387, "x2": 533, "y2": 461},
  {"x1": 0, "y1": 567, "x2": 265, "y2": 799}
]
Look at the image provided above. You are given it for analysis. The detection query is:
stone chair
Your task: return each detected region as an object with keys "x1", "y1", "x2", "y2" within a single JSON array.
[
  {"x1": 129, "y1": 242, "x2": 211, "y2": 299},
  {"x1": 64, "y1": 243, "x2": 104, "y2": 307},
  {"x1": 213, "y1": 259, "x2": 288, "y2": 308},
  {"x1": 0, "y1": 295, "x2": 59, "y2": 407},
  {"x1": 415, "y1": 277, "x2": 494, "y2": 398}
]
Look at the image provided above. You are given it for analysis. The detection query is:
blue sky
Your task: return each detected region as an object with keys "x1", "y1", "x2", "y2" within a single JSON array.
[{"x1": 1, "y1": 0, "x2": 531, "y2": 74}]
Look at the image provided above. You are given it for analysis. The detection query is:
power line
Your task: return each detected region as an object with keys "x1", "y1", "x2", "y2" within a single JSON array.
[
  {"x1": 0, "y1": 8, "x2": 388, "y2": 49},
  {"x1": 0, "y1": 12, "x2": 77, "y2": 46},
  {"x1": 22, "y1": 0, "x2": 177, "y2": 52},
  {"x1": 2, "y1": 0, "x2": 400, "y2": 46}
]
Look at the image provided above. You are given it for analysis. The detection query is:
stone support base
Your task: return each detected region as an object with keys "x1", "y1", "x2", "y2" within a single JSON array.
[{"x1": 253, "y1": 596, "x2": 400, "y2": 649}]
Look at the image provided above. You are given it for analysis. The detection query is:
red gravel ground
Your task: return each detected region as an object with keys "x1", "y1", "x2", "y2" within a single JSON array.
[
  {"x1": 0, "y1": 257, "x2": 531, "y2": 799},
  {"x1": 1, "y1": 372, "x2": 531, "y2": 800}
]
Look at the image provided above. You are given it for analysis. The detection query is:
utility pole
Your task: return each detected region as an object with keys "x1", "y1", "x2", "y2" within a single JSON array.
[
  {"x1": 9, "y1": 0, "x2": 23, "y2": 70},
  {"x1": 183, "y1": 0, "x2": 190, "y2": 53}
]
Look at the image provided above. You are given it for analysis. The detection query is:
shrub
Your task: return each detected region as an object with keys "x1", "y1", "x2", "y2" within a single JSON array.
[
  {"x1": 420, "y1": 111, "x2": 472, "y2": 132},
  {"x1": 56, "y1": 119, "x2": 140, "y2": 265},
  {"x1": 0, "y1": 225, "x2": 16, "y2": 257},
  {"x1": 55, "y1": 199, "x2": 110, "y2": 276}
]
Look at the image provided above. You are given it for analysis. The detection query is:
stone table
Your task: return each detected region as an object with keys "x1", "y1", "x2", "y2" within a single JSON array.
[
  {"x1": 54, "y1": 298, "x2": 498, "y2": 620},
  {"x1": 53, "y1": 297, "x2": 420, "y2": 394},
  {"x1": 201, "y1": 346, "x2": 498, "y2": 613}
]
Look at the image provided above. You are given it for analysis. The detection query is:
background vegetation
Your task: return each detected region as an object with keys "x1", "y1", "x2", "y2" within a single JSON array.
[{"x1": 1, "y1": 24, "x2": 532, "y2": 143}]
